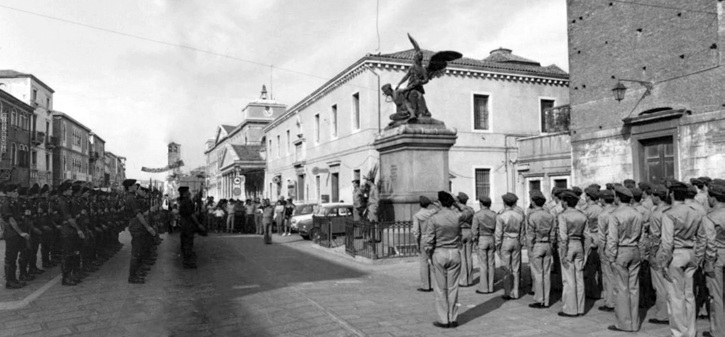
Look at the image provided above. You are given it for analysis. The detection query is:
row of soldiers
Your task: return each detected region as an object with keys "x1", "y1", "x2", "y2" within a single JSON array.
[
  {"x1": 416, "y1": 177, "x2": 723, "y2": 337},
  {"x1": 3, "y1": 181, "x2": 128, "y2": 288}
]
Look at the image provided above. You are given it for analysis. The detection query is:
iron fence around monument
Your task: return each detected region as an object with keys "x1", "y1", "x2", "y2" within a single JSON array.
[{"x1": 344, "y1": 220, "x2": 417, "y2": 260}]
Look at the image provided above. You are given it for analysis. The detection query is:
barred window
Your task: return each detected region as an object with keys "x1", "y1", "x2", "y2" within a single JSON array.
[{"x1": 475, "y1": 168, "x2": 491, "y2": 200}]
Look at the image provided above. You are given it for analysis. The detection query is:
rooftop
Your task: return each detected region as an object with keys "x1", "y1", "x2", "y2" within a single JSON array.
[
  {"x1": 0, "y1": 69, "x2": 56, "y2": 93},
  {"x1": 231, "y1": 144, "x2": 263, "y2": 162},
  {"x1": 52, "y1": 111, "x2": 92, "y2": 132}
]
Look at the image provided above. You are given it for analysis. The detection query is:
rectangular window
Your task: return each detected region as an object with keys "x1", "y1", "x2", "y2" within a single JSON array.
[
  {"x1": 331, "y1": 104, "x2": 338, "y2": 137},
  {"x1": 316, "y1": 175, "x2": 321, "y2": 202},
  {"x1": 46, "y1": 97, "x2": 50, "y2": 110},
  {"x1": 315, "y1": 114, "x2": 320, "y2": 143},
  {"x1": 352, "y1": 93, "x2": 360, "y2": 130},
  {"x1": 331, "y1": 172, "x2": 339, "y2": 202},
  {"x1": 540, "y1": 99, "x2": 555, "y2": 132},
  {"x1": 473, "y1": 94, "x2": 489, "y2": 130},
  {"x1": 297, "y1": 174, "x2": 306, "y2": 201},
  {"x1": 554, "y1": 179, "x2": 568, "y2": 189},
  {"x1": 268, "y1": 139, "x2": 272, "y2": 159},
  {"x1": 641, "y1": 136, "x2": 675, "y2": 182},
  {"x1": 32, "y1": 88, "x2": 37, "y2": 102},
  {"x1": 276, "y1": 135, "x2": 280, "y2": 158},
  {"x1": 529, "y1": 180, "x2": 541, "y2": 192},
  {"x1": 286, "y1": 130, "x2": 290, "y2": 155},
  {"x1": 475, "y1": 168, "x2": 491, "y2": 200}
]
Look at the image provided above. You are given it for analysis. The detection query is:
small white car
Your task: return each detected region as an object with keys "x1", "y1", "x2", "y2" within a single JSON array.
[{"x1": 289, "y1": 203, "x2": 316, "y2": 234}]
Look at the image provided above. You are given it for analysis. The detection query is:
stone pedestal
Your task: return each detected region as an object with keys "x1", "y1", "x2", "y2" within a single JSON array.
[{"x1": 373, "y1": 119, "x2": 457, "y2": 222}]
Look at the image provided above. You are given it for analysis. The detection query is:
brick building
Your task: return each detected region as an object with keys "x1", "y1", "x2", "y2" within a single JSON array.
[
  {"x1": 52, "y1": 111, "x2": 92, "y2": 183},
  {"x1": 568, "y1": 1, "x2": 725, "y2": 184},
  {"x1": 0, "y1": 89, "x2": 34, "y2": 186}
]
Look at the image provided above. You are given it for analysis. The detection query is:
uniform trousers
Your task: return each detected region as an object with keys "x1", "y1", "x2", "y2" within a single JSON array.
[
  {"x1": 649, "y1": 250, "x2": 669, "y2": 322},
  {"x1": 41, "y1": 226, "x2": 53, "y2": 265},
  {"x1": 180, "y1": 220, "x2": 195, "y2": 264},
  {"x1": 612, "y1": 246, "x2": 641, "y2": 332},
  {"x1": 707, "y1": 248, "x2": 725, "y2": 337},
  {"x1": 583, "y1": 234, "x2": 602, "y2": 299},
  {"x1": 561, "y1": 241, "x2": 585, "y2": 315},
  {"x1": 4, "y1": 235, "x2": 23, "y2": 283},
  {"x1": 256, "y1": 214, "x2": 263, "y2": 235},
  {"x1": 226, "y1": 213, "x2": 235, "y2": 233},
  {"x1": 431, "y1": 247, "x2": 461, "y2": 325},
  {"x1": 246, "y1": 215, "x2": 255, "y2": 234},
  {"x1": 530, "y1": 242, "x2": 552, "y2": 306},
  {"x1": 664, "y1": 248, "x2": 698, "y2": 337},
  {"x1": 459, "y1": 228, "x2": 474, "y2": 286},
  {"x1": 599, "y1": 245, "x2": 616, "y2": 308},
  {"x1": 500, "y1": 237, "x2": 522, "y2": 298},
  {"x1": 418, "y1": 235, "x2": 432, "y2": 290},
  {"x1": 476, "y1": 236, "x2": 496, "y2": 293},
  {"x1": 263, "y1": 218, "x2": 273, "y2": 244}
]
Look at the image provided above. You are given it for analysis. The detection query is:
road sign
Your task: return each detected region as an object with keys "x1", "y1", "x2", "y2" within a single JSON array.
[
  {"x1": 233, "y1": 177, "x2": 242, "y2": 185},
  {"x1": 233, "y1": 187, "x2": 241, "y2": 196}
]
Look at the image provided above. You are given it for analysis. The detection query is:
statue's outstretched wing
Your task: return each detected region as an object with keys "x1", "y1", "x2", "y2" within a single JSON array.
[{"x1": 426, "y1": 51, "x2": 462, "y2": 79}]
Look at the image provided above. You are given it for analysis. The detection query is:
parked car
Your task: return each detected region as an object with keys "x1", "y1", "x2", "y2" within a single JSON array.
[
  {"x1": 289, "y1": 203, "x2": 316, "y2": 233},
  {"x1": 298, "y1": 203, "x2": 353, "y2": 241}
]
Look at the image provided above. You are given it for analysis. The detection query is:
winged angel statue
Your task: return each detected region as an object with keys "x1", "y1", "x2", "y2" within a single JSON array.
[{"x1": 382, "y1": 34, "x2": 462, "y2": 124}]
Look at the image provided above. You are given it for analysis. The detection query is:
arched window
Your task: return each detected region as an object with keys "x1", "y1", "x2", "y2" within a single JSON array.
[{"x1": 11, "y1": 143, "x2": 16, "y2": 165}]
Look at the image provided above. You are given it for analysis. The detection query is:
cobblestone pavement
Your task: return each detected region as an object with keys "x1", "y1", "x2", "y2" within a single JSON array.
[{"x1": 0, "y1": 232, "x2": 711, "y2": 336}]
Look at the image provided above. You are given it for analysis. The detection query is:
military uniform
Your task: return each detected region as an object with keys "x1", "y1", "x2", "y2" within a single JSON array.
[
  {"x1": 597, "y1": 191, "x2": 617, "y2": 311},
  {"x1": 607, "y1": 186, "x2": 644, "y2": 332},
  {"x1": 581, "y1": 191, "x2": 603, "y2": 300},
  {"x1": 703, "y1": 186, "x2": 725, "y2": 337},
  {"x1": 558, "y1": 191, "x2": 587, "y2": 316},
  {"x1": 495, "y1": 193, "x2": 524, "y2": 299},
  {"x1": 178, "y1": 186, "x2": 198, "y2": 268},
  {"x1": 658, "y1": 182, "x2": 706, "y2": 337},
  {"x1": 412, "y1": 196, "x2": 438, "y2": 291},
  {"x1": 424, "y1": 191, "x2": 462, "y2": 328},
  {"x1": 457, "y1": 193, "x2": 475, "y2": 287},
  {"x1": 2, "y1": 184, "x2": 27, "y2": 289},
  {"x1": 57, "y1": 181, "x2": 81, "y2": 286},
  {"x1": 472, "y1": 198, "x2": 497, "y2": 294},
  {"x1": 525, "y1": 191, "x2": 554, "y2": 308},
  {"x1": 647, "y1": 187, "x2": 671, "y2": 324}
]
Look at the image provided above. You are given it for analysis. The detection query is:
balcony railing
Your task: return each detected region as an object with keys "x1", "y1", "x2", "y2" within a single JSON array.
[
  {"x1": 46, "y1": 136, "x2": 59, "y2": 149},
  {"x1": 31, "y1": 131, "x2": 45, "y2": 146}
]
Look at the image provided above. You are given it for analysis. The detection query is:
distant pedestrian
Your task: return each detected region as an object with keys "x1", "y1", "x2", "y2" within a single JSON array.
[
  {"x1": 262, "y1": 199, "x2": 274, "y2": 244},
  {"x1": 225, "y1": 199, "x2": 236, "y2": 233},
  {"x1": 283, "y1": 198, "x2": 295, "y2": 236}
]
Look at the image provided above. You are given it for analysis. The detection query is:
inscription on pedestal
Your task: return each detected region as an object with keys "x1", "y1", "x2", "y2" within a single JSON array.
[{"x1": 390, "y1": 165, "x2": 398, "y2": 182}]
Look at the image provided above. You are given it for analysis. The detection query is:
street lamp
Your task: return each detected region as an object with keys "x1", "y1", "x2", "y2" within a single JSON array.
[{"x1": 612, "y1": 79, "x2": 654, "y2": 102}]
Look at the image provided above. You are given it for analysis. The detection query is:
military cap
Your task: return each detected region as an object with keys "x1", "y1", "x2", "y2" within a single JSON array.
[
  {"x1": 709, "y1": 183, "x2": 725, "y2": 198},
  {"x1": 477, "y1": 195, "x2": 492, "y2": 204},
  {"x1": 588, "y1": 184, "x2": 601, "y2": 190},
  {"x1": 605, "y1": 183, "x2": 615, "y2": 191},
  {"x1": 419, "y1": 195, "x2": 431, "y2": 207},
  {"x1": 437, "y1": 191, "x2": 455, "y2": 205},
  {"x1": 551, "y1": 187, "x2": 565, "y2": 197},
  {"x1": 614, "y1": 185, "x2": 633, "y2": 198},
  {"x1": 713, "y1": 178, "x2": 725, "y2": 186},
  {"x1": 71, "y1": 184, "x2": 82, "y2": 193},
  {"x1": 502, "y1": 192, "x2": 518, "y2": 204},
  {"x1": 40, "y1": 184, "x2": 50, "y2": 194},
  {"x1": 629, "y1": 187, "x2": 643, "y2": 198},
  {"x1": 58, "y1": 181, "x2": 72, "y2": 192},
  {"x1": 178, "y1": 186, "x2": 189, "y2": 193},
  {"x1": 529, "y1": 190, "x2": 546, "y2": 203},
  {"x1": 690, "y1": 178, "x2": 705, "y2": 188},
  {"x1": 29, "y1": 183, "x2": 40, "y2": 195},
  {"x1": 49, "y1": 189, "x2": 58, "y2": 196},
  {"x1": 699, "y1": 176, "x2": 712, "y2": 185},
  {"x1": 571, "y1": 186, "x2": 583, "y2": 197},
  {"x1": 18, "y1": 187, "x2": 28, "y2": 196},
  {"x1": 668, "y1": 180, "x2": 688, "y2": 192},
  {"x1": 559, "y1": 190, "x2": 579, "y2": 201},
  {"x1": 599, "y1": 189, "x2": 615, "y2": 198},
  {"x1": 638, "y1": 182, "x2": 653, "y2": 193},
  {"x1": 584, "y1": 187, "x2": 600, "y2": 198},
  {"x1": 457, "y1": 192, "x2": 469, "y2": 202},
  {"x1": 623, "y1": 179, "x2": 637, "y2": 188},
  {"x1": 122, "y1": 179, "x2": 137, "y2": 187}
]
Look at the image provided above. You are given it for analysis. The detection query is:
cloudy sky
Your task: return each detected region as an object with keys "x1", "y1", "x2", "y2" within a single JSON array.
[{"x1": 0, "y1": 0, "x2": 568, "y2": 181}]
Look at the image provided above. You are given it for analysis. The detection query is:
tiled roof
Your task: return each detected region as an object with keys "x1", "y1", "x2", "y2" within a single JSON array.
[
  {"x1": 221, "y1": 125, "x2": 235, "y2": 134},
  {"x1": 375, "y1": 49, "x2": 568, "y2": 78},
  {"x1": 231, "y1": 145, "x2": 263, "y2": 162},
  {"x1": 0, "y1": 69, "x2": 55, "y2": 93}
]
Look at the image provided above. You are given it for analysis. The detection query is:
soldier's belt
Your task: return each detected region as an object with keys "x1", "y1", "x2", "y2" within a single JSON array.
[
  {"x1": 674, "y1": 246, "x2": 694, "y2": 250},
  {"x1": 503, "y1": 236, "x2": 520, "y2": 239},
  {"x1": 618, "y1": 244, "x2": 639, "y2": 248},
  {"x1": 569, "y1": 236, "x2": 583, "y2": 240}
]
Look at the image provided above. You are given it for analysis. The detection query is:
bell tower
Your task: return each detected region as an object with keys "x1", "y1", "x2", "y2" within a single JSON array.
[{"x1": 168, "y1": 142, "x2": 181, "y2": 176}]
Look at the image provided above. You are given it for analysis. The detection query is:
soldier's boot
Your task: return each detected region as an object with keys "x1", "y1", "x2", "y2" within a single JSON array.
[
  {"x1": 18, "y1": 272, "x2": 34, "y2": 282},
  {"x1": 71, "y1": 256, "x2": 83, "y2": 283},
  {"x1": 5, "y1": 264, "x2": 24, "y2": 289},
  {"x1": 60, "y1": 258, "x2": 77, "y2": 286},
  {"x1": 28, "y1": 266, "x2": 44, "y2": 275}
]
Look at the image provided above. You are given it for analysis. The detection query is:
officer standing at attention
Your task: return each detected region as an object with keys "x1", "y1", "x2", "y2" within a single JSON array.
[
  {"x1": 178, "y1": 186, "x2": 204, "y2": 269},
  {"x1": 581, "y1": 186, "x2": 603, "y2": 300},
  {"x1": 412, "y1": 195, "x2": 438, "y2": 292},
  {"x1": 557, "y1": 190, "x2": 588, "y2": 317},
  {"x1": 424, "y1": 191, "x2": 462, "y2": 329},
  {"x1": 701, "y1": 181, "x2": 725, "y2": 337},
  {"x1": 526, "y1": 190, "x2": 555, "y2": 308},
  {"x1": 472, "y1": 196, "x2": 497, "y2": 295},
  {"x1": 57, "y1": 181, "x2": 84, "y2": 286},
  {"x1": 2, "y1": 184, "x2": 30, "y2": 289},
  {"x1": 658, "y1": 180, "x2": 706, "y2": 337},
  {"x1": 597, "y1": 188, "x2": 618, "y2": 312},
  {"x1": 125, "y1": 179, "x2": 156, "y2": 284},
  {"x1": 607, "y1": 185, "x2": 644, "y2": 332},
  {"x1": 647, "y1": 184, "x2": 672, "y2": 325},
  {"x1": 495, "y1": 193, "x2": 524, "y2": 300},
  {"x1": 456, "y1": 192, "x2": 475, "y2": 287}
]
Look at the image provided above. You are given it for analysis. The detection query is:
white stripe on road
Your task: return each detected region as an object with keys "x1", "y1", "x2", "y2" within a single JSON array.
[
  {"x1": 0, "y1": 274, "x2": 61, "y2": 310},
  {"x1": 231, "y1": 284, "x2": 261, "y2": 290}
]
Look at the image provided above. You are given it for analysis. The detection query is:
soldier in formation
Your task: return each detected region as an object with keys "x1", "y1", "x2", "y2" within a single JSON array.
[{"x1": 418, "y1": 177, "x2": 725, "y2": 336}]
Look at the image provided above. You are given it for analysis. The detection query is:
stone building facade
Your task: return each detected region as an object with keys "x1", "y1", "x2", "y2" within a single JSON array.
[
  {"x1": 204, "y1": 86, "x2": 286, "y2": 200},
  {"x1": 568, "y1": 1, "x2": 725, "y2": 184},
  {"x1": 0, "y1": 89, "x2": 34, "y2": 186},
  {"x1": 52, "y1": 112, "x2": 92, "y2": 183},
  {"x1": 263, "y1": 47, "x2": 569, "y2": 210},
  {"x1": 89, "y1": 133, "x2": 106, "y2": 187}
]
